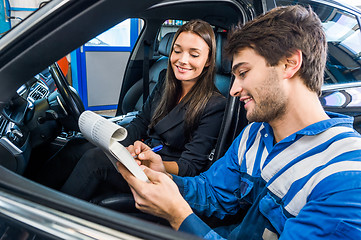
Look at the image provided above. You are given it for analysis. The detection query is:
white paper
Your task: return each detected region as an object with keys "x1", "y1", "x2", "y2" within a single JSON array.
[{"x1": 79, "y1": 111, "x2": 149, "y2": 182}]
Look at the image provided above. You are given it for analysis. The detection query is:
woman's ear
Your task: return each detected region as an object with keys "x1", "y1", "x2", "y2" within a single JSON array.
[
  {"x1": 205, "y1": 58, "x2": 211, "y2": 67},
  {"x1": 283, "y1": 49, "x2": 302, "y2": 79}
]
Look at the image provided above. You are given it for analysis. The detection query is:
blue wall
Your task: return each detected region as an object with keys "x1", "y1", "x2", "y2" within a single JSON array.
[{"x1": 0, "y1": 0, "x2": 11, "y2": 35}]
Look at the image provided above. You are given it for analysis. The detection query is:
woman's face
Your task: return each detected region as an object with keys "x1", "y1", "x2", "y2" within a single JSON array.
[{"x1": 170, "y1": 31, "x2": 210, "y2": 83}]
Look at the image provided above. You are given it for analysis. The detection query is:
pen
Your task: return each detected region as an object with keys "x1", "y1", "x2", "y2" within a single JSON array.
[{"x1": 133, "y1": 144, "x2": 163, "y2": 158}]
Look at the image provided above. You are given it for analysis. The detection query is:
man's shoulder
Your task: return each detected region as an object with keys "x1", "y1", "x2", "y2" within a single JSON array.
[
  {"x1": 233, "y1": 122, "x2": 266, "y2": 151},
  {"x1": 241, "y1": 122, "x2": 266, "y2": 136}
]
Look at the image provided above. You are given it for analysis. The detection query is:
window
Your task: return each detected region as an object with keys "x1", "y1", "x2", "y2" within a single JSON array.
[
  {"x1": 85, "y1": 18, "x2": 143, "y2": 49},
  {"x1": 277, "y1": 0, "x2": 361, "y2": 85},
  {"x1": 74, "y1": 18, "x2": 145, "y2": 111},
  {"x1": 323, "y1": 9, "x2": 361, "y2": 85}
]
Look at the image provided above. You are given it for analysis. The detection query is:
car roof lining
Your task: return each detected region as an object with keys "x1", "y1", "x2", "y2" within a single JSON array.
[{"x1": 142, "y1": 1, "x2": 246, "y2": 28}]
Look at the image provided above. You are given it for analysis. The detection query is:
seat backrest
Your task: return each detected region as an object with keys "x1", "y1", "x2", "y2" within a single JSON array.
[
  {"x1": 212, "y1": 31, "x2": 248, "y2": 162},
  {"x1": 214, "y1": 31, "x2": 232, "y2": 97},
  {"x1": 121, "y1": 32, "x2": 175, "y2": 113}
]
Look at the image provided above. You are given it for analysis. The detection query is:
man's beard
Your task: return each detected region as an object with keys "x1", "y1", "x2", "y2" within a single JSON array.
[{"x1": 246, "y1": 68, "x2": 287, "y2": 123}]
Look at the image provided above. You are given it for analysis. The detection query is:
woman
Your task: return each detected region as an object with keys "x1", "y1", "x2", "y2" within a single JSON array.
[{"x1": 40, "y1": 19, "x2": 226, "y2": 200}]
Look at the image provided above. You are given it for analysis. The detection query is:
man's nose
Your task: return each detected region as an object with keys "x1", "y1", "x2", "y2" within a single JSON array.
[{"x1": 229, "y1": 78, "x2": 243, "y2": 97}]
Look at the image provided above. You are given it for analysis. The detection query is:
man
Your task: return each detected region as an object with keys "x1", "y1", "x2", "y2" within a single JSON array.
[{"x1": 117, "y1": 5, "x2": 361, "y2": 239}]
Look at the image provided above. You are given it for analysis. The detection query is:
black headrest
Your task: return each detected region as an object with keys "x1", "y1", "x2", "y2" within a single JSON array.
[
  {"x1": 158, "y1": 32, "x2": 175, "y2": 57},
  {"x1": 215, "y1": 31, "x2": 231, "y2": 74}
]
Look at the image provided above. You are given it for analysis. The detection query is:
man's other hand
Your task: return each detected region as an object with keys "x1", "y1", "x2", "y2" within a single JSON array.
[{"x1": 117, "y1": 162, "x2": 193, "y2": 230}]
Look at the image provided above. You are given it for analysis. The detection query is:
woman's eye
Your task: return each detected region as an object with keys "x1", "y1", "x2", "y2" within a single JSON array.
[
  {"x1": 191, "y1": 54, "x2": 199, "y2": 58},
  {"x1": 173, "y1": 50, "x2": 181, "y2": 54}
]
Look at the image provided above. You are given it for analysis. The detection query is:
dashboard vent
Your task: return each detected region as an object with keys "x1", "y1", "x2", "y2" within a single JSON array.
[
  {"x1": 0, "y1": 116, "x2": 8, "y2": 136},
  {"x1": 28, "y1": 83, "x2": 49, "y2": 101}
]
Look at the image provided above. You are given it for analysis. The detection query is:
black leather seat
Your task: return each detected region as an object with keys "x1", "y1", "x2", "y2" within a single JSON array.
[
  {"x1": 112, "y1": 32, "x2": 174, "y2": 125},
  {"x1": 121, "y1": 32, "x2": 175, "y2": 114},
  {"x1": 214, "y1": 31, "x2": 232, "y2": 97},
  {"x1": 212, "y1": 31, "x2": 248, "y2": 161}
]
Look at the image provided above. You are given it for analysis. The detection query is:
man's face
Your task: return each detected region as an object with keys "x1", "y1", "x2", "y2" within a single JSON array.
[{"x1": 230, "y1": 47, "x2": 288, "y2": 123}]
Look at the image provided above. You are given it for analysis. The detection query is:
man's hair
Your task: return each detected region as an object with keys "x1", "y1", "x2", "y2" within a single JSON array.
[{"x1": 226, "y1": 5, "x2": 327, "y2": 95}]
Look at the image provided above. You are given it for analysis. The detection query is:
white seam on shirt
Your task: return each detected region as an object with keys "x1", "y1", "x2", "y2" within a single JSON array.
[
  {"x1": 285, "y1": 161, "x2": 361, "y2": 216},
  {"x1": 238, "y1": 124, "x2": 252, "y2": 166},
  {"x1": 246, "y1": 130, "x2": 262, "y2": 175},
  {"x1": 268, "y1": 137, "x2": 361, "y2": 198},
  {"x1": 261, "y1": 126, "x2": 353, "y2": 182}
]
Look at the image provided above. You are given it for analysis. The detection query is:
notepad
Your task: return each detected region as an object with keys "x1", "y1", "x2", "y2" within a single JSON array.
[{"x1": 78, "y1": 110, "x2": 149, "y2": 182}]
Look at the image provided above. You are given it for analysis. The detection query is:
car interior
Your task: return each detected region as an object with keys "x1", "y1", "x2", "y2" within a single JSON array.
[
  {"x1": 23, "y1": 18, "x2": 249, "y2": 227},
  {"x1": 0, "y1": 0, "x2": 360, "y2": 238},
  {"x1": 0, "y1": 0, "x2": 267, "y2": 238}
]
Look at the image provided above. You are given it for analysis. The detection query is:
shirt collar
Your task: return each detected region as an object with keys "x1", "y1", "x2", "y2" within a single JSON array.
[
  {"x1": 295, "y1": 111, "x2": 353, "y2": 136},
  {"x1": 260, "y1": 111, "x2": 354, "y2": 144}
]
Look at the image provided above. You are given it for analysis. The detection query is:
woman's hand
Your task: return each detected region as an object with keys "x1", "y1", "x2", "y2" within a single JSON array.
[
  {"x1": 117, "y1": 163, "x2": 193, "y2": 230},
  {"x1": 126, "y1": 141, "x2": 166, "y2": 173}
]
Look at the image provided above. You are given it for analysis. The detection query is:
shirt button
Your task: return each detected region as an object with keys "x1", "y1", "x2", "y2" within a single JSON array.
[{"x1": 265, "y1": 134, "x2": 268, "y2": 137}]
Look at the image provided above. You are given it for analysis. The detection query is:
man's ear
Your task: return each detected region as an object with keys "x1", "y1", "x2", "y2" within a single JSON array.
[{"x1": 283, "y1": 49, "x2": 302, "y2": 79}]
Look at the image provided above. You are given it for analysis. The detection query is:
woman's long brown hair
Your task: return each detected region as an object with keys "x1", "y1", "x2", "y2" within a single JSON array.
[{"x1": 150, "y1": 19, "x2": 219, "y2": 139}]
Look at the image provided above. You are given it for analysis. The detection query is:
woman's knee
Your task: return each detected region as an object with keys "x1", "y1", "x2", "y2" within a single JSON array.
[{"x1": 79, "y1": 147, "x2": 112, "y2": 169}]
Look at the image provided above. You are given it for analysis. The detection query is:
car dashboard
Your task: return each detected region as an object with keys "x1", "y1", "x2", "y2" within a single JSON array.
[{"x1": 0, "y1": 71, "x2": 58, "y2": 174}]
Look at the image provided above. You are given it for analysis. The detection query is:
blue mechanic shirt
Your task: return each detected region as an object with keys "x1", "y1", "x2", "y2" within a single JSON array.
[{"x1": 173, "y1": 112, "x2": 361, "y2": 239}]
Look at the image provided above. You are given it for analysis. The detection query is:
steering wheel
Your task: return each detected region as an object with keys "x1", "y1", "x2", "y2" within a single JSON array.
[{"x1": 49, "y1": 63, "x2": 85, "y2": 122}]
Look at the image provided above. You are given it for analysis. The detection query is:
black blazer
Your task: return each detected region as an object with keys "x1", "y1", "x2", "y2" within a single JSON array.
[{"x1": 121, "y1": 79, "x2": 226, "y2": 177}]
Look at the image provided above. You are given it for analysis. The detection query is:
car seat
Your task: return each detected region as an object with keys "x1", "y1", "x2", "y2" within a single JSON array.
[
  {"x1": 121, "y1": 32, "x2": 175, "y2": 114},
  {"x1": 212, "y1": 30, "x2": 248, "y2": 160},
  {"x1": 214, "y1": 31, "x2": 232, "y2": 97},
  {"x1": 109, "y1": 32, "x2": 174, "y2": 125}
]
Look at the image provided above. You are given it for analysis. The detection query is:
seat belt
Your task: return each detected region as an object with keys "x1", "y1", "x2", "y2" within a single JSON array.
[{"x1": 143, "y1": 41, "x2": 151, "y2": 104}]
